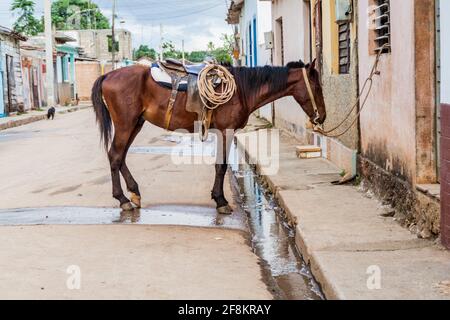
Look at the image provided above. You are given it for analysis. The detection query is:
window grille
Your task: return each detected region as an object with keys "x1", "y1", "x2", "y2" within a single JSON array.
[{"x1": 373, "y1": 0, "x2": 391, "y2": 53}]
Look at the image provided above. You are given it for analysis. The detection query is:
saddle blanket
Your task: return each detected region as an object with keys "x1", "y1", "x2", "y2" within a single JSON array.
[{"x1": 150, "y1": 63, "x2": 188, "y2": 91}]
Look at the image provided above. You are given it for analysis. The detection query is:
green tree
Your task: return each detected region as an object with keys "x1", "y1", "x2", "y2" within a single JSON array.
[
  {"x1": 133, "y1": 45, "x2": 157, "y2": 60},
  {"x1": 210, "y1": 34, "x2": 234, "y2": 64},
  {"x1": 51, "y1": 0, "x2": 110, "y2": 30},
  {"x1": 11, "y1": 0, "x2": 43, "y2": 36},
  {"x1": 186, "y1": 51, "x2": 207, "y2": 63},
  {"x1": 162, "y1": 41, "x2": 182, "y2": 59}
]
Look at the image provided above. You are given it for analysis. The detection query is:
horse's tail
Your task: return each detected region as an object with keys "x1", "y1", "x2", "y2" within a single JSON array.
[{"x1": 91, "y1": 74, "x2": 112, "y2": 151}]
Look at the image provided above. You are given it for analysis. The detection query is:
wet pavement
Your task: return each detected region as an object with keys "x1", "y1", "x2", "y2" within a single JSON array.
[
  {"x1": 0, "y1": 117, "x2": 324, "y2": 299},
  {"x1": 0, "y1": 205, "x2": 247, "y2": 230},
  {"x1": 231, "y1": 161, "x2": 324, "y2": 300}
]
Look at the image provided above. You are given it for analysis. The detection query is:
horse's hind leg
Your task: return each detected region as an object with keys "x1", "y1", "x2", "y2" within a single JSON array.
[
  {"x1": 120, "y1": 116, "x2": 145, "y2": 208},
  {"x1": 212, "y1": 131, "x2": 233, "y2": 215},
  {"x1": 109, "y1": 126, "x2": 136, "y2": 211}
]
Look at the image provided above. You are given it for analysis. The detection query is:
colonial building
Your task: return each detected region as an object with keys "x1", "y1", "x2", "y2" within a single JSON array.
[
  {"x1": 226, "y1": 1, "x2": 446, "y2": 242},
  {"x1": 20, "y1": 39, "x2": 47, "y2": 110},
  {"x1": 270, "y1": 0, "x2": 312, "y2": 137},
  {"x1": 0, "y1": 26, "x2": 26, "y2": 116},
  {"x1": 309, "y1": 0, "x2": 359, "y2": 176},
  {"x1": 227, "y1": 0, "x2": 273, "y2": 120}
]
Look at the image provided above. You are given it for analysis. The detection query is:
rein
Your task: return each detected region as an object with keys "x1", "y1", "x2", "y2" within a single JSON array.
[
  {"x1": 302, "y1": 68, "x2": 321, "y2": 125},
  {"x1": 311, "y1": 43, "x2": 389, "y2": 138}
]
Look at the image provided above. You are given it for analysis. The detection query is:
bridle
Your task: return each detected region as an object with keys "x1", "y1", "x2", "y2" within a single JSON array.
[{"x1": 302, "y1": 68, "x2": 321, "y2": 125}]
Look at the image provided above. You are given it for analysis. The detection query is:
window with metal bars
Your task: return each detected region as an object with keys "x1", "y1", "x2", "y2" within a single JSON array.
[
  {"x1": 338, "y1": 22, "x2": 351, "y2": 74},
  {"x1": 373, "y1": 0, "x2": 391, "y2": 53}
]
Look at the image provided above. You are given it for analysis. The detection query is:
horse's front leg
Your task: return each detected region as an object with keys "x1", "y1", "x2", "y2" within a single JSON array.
[{"x1": 212, "y1": 131, "x2": 233, "y2": 215}]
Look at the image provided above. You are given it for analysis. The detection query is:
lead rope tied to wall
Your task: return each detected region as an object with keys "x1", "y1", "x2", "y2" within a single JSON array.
[
  {"x1": 197, "y1": 63, "x2": 236, "y2": 141},
  {"x1": 313, "y1": 43, "x2": 389, "y2": 138}
]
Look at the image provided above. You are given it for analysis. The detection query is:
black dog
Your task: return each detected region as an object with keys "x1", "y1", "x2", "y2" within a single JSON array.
[{"x1": 47, "y1": 107, "x2": 55, "y2": 120}]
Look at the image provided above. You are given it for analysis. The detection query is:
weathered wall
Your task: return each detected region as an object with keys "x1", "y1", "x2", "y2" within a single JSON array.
[
  {"x1": 21, "y1": 49, "x2": 47, "y2": 110},
  {"x1": 415, "y1": 0, "x2": 437, "y2": 184},
  {"x1": 315, "y1": 0, "x2": 359, "y2": 150},
  {"x1": 271, "y1": 0, "x2": 311, "y2": 140},
  {"x1": 358, "y1": 0, "x2": 416, "y2": 183},
  {"x1": 442, "y1": 104, "x2": 450, "y2": 248},
  {"x1": 57, "y1": 82, "x2": 71, "y2": 106},
  {"x1": 358, "y1": 0, "x2": 439, "y2": 238},
  {"x1": 75, "y1": 61, "x2": 101, "y2": 101},
  {"x1": 0, "y1": 35, "x2": 24, "y2": 113}
]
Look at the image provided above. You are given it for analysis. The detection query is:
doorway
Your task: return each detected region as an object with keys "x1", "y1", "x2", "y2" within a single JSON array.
[{"x1": 5, "y1": 55, "x2": 15, "y2": 113}]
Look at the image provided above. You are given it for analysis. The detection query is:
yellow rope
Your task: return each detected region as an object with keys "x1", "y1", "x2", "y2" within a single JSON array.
[{"x1": 198, "y1": 64, "x2": 236, "y2": 110}]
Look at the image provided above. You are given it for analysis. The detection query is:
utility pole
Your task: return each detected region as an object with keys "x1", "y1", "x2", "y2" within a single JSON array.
[
  {"x1": 159, "y1": 23, "x2": 163, "y2": 61},
  {"x1": 111, "y1": 0, "x2": 117, "y2": 70},
  {"x1": 44, "y1": 0, "x2": 55, "y2": 107},
  {"x1": 182, "y1": 39, "x2": 185, "y2": 65}
]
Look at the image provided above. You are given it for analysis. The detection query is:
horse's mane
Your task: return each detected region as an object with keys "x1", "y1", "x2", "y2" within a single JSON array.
[{"x1": 229, "y1": 60, "x2": 306, "y2": 104}]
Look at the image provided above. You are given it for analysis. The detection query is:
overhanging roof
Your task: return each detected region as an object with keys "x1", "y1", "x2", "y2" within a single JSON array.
[
  {"x1": 226, "y1": 0, "x2": 244, "y2": 25},
  {"x1": 0, "y1": 25, "x2": 27, "y2": 41}
]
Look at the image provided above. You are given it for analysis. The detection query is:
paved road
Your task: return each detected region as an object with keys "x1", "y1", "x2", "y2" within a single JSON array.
[{"x1": 0, "y1": 108, "x2": 273, "y2": 299}]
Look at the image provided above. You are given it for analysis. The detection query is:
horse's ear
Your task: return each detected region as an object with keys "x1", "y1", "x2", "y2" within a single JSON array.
[{"x1": 308, "y1": 59, "x2": 317, "y2": 76}]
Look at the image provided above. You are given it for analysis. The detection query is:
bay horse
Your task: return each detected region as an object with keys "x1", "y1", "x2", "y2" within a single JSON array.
[{"x1": 91, "y1": 59, "x2": 326, "y2": 214}]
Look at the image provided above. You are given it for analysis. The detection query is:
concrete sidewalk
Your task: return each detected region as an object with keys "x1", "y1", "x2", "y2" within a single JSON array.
[
  {"x1": 236, "y1": 121, "x2": 450, "y2": 300},
  {"x1": 0, "y1": 104, "x2": 91, "y2": 131}
]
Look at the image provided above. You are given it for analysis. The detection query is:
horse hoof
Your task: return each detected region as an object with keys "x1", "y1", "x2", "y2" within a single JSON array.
[
  {"x1": 217, "y1": 205, "x2": 233, "y2": 215},
  {"x1": 130, "y1": 193, "x2": 141, "y2": 208},
  {"x1": 121, "y1": 202, "x2": 134, "y2": 211}
]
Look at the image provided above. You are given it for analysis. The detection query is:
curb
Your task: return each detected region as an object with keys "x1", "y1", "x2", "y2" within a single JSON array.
[
  {"x1": 0, "y1": 105, "x2": 91, "y2": 132},
  {"x1": 236, "y1": 135, "x2": 341, "y2": 300}
]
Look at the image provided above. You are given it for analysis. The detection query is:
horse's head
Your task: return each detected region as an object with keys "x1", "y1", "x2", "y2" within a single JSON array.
[{"x1": 289, "y1": 59, "x2": 326, "y2": 125}]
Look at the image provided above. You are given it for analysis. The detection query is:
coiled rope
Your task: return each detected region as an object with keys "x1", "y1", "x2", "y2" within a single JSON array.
[
  {"x1": 197, "y1": 63, "x2": 237, "y2": 141},
  {"x1": 198, "y1": 64, "x2": 236, "y2": 110},
  {"x1": 314, "y1": 43, "x2": 389, "y2": 138}
]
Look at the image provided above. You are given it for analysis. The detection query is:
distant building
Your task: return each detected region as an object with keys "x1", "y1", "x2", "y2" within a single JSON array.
[
  {"x1": 0, "y1": 26, "x2": 26, "y2": 116},
  {"x1": 55, "y1": 32, "x2": 82, "y2": 105},
  {"x1": 136, "y1": 56, "x2": 154, "y2": 67},
  {"x1": 64, "y1": 29, "x2": 133, "y2": 68}
]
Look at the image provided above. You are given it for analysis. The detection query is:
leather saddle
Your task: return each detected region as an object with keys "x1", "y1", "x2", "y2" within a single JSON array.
[
  {"x1": 159, "y1": 58, "x2": 206, "y2": 75},
  {"x1": 154, "y1": 60, "x2": 208, "y2": 132}
]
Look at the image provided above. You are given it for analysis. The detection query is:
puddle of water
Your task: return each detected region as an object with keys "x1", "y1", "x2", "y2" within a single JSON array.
[
  {"x1": 0, "y1": 205, "x2": 247, "y2": 231},
  {"x1": 230, "y1": 144, "x2": 324, "y2": 300}
]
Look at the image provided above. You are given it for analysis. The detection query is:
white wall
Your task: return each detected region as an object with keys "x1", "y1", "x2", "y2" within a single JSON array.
[
  {"x1": 239, "y1": 0, "x2": 272, "y2": 67},
  {"x1": 442, "y1": 0, "x2": 450, "y2": 104},
  {"x1": 271, "y1": 0, "x2": 311, "y2": 137}
]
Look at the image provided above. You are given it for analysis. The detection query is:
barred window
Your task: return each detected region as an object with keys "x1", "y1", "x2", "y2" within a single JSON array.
[{"x1": 373, "y1": 0, "x2": 391, "y2": 53}]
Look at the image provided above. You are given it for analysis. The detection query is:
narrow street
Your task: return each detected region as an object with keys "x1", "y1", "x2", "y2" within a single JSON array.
[{"x1": 0, "y1": 109, "x2": 319, "y2": 299}]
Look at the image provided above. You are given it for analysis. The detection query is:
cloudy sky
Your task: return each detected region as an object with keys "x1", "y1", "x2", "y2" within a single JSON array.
[{"x1": 0, "y1": 0, "x2": 232, "y2": 52}]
